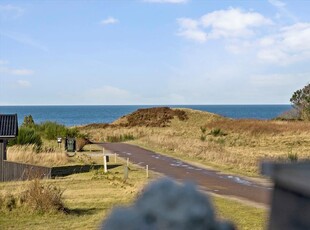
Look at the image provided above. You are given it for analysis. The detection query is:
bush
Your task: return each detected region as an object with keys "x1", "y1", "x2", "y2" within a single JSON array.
[
  {"x1": 9, "y1": 127, "x2": 42, "y2": 148},
  {"x1": 36, "y1": 121, "x2": 79, "y2": 140},
  {"x1": 0, "y1": 179, "x2": 66, "y2": 213},
  {"x1": 106, "y1": 134, "x2": 135, "y2": 143},
  {"x1": 209, "y1": 128, "x2": 226, "y2": 137},
  {"x1": 275, "y1": 108, "x2": 301, "y2": 121},
  {"x1": 288, "y1": 151, "x2": 298, "y2": 162},
  {"x1": 22, "y1": 179, "x2": 65, "y2": 213}
]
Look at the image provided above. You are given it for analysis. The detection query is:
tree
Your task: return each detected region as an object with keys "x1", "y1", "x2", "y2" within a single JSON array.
[
  {"x1": 22, "y1": 115, "x2": 35, "y2": 128},
  {"x1": 290, "y1": 83, "x2": 310, "y2": 121}
]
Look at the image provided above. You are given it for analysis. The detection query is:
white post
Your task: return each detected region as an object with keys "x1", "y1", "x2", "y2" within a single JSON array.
[
  {"x1": 103, "y1": 148, "x2": 107, "y2": 173},
  {"x1": 104, "y1": 155, "x2": 107, "y2": 173},
  {"x1": 114, "y1": 153, "x2": 117, "y2": 163},
  {"x1": 146, "y1": 165, "x2": 149, "y2": 178},
  {"x1": 127, "y1": 158, "x2": 129, "y2": 167}
]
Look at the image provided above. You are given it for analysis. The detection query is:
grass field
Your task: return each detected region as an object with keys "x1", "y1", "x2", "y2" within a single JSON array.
[{"x1": 0, "y1": 165, "x2": 267, "y2": 230}]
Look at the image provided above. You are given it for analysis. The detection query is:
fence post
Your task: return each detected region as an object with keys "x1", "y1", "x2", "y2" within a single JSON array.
[
  {"x1": 114, "y1": 153, "x2": 117, "y2": 163},
  {"x1": 103, "y1": 148, "x2": 107, "y2": 173},
  {"x1": 124, "y1": 165, "x2": 129, "y2": 181},
  {"x1": 146, "y1": 165, "x2": 149, "y2": 178},
  {"x1": 127, "y1": 158, "x2": 129, "y2": 167}
]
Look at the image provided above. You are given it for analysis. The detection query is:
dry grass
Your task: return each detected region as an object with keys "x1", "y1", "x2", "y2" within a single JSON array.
[
  {"x1": 78, "y1": 108, "x2": 310, "y2": 176},
  {"x1": 7, "y1": 145, "x2": 72, "y2": 166},
  {"x1": 0, "y1": 165, "x2": 154, "y2": 229},
  {"x1": 0, "y1": 179, "x2": 66, "y2": 214}
]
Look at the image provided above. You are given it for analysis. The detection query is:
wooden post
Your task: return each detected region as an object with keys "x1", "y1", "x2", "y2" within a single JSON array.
[
  {"x1": 114, "y1": 153, "x2": 117, "y2": 163},
  {"x1": 124, "y1": 165, "x2": 128, "y2": 181},
  {"x1": 146, "y1": 165, "x2": 149, "y2": 178}
]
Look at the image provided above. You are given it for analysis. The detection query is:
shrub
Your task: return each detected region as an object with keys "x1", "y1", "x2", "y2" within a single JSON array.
[
  {"x1": 200, "y1": 126, "x2": 207, "y2": 134},
  {"x1": 288, "y1": 151, "x2": 298, "y2": 162},
  {"x1": 0, "y1": 179, "x2": 66, "y2": 213},
  {"x1": 8, "y1": 127, "x2": 42, "y2": 148},
  {"x1": 209, "y1": 128, "x2": 226, "y2": 137},
  {"x1": 22, "y1": 115, "x2": 36, "y2": 129},
  {"x1": 21, "y1": 179, "x2": 65, "y2": 213},
  {"x1": 275, "y1": 108, "x2": 301, "y2": 121},
  {"x1": 200, "y1": 135, "x2": 206, "y2": 141},
  {"x1": 37, "y1": 121, "x2": 79, "y2": 140},
  {"x1": 106, "y1": 134, "x2": 135, "y2": 143}
]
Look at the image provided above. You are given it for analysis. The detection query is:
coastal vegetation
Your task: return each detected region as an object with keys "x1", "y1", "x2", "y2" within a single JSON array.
[
  {"x1": 79, "y1": 107, "x2": 310, "y2": 176},
  {"x1": 5, "y1": 104, "x2": 308, "y2": 229}
]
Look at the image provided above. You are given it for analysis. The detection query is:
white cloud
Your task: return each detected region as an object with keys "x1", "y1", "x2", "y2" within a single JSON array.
[
  {"x1": 100, "y1": 17, "x2": 119, "y2": 26},
  {"x1": 177, "y1": 18, "x2": 206, "y2": 42},
  {"x1": 201, "y1": 8, "x2": 273, "y2": 39},
  {"x1": 0, "y1": 59, "x2": 8, "y2": 65},
  {"x1": 268, "y1": 0, "x2": 286, "y2": 8},
  {"x1": 268, "y1": 0, "x2": 298, "y2": 22},
  {"x1": 11, "y1": 69, "x2": 34, "y2": 75},
  {"x1": 0, "y1": 4, "x2": 24, "y2": 19},
  {"x1": 177, "y1": 8, "x2": 272, "y2": 42},
  {"x1": 144, "y1": 0, "x2": 188, "y2": 3},
  {"x1": 16, "y1": 80, "x2": 31, "y2": 88},
  {"x1": 258, "y1": 23, "x2": 310, "y2": 64},
  {"x1": 0, "y1": 61, "x2": 34, "y2": 76}
]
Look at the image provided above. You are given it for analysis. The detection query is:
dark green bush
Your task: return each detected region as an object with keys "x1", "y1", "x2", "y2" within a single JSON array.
[
  {"x1": 9, "y1": 127, "x2": 42, "y2": 148},
  {"x1": 37, "y1": 121, "x2": 78, "y2": 140}
]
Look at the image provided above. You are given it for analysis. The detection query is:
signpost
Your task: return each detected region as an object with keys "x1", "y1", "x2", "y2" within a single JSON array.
[
  {"x1": 57, "y1": 137, "x2": 62, "y2": 149},
  {"x1": 102, "y1": 148, "x2": 114, "y2": 173}
]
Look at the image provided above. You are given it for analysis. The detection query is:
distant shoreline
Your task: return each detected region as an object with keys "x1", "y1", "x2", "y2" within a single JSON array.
[{"x1": 0, "y1": 105, "x2": 292, "y2": 127}]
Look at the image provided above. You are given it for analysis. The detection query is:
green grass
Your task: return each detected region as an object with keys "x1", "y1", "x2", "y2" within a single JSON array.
[
  {"x1": 0, "y1": 166, "x2": 267, "y2": 230},
  {"x1": 0, "y1": 164, "x2": 151, "y2": 230},
  {"x1": 212, "y1": 196, "x2": 268, "y2": 230}
]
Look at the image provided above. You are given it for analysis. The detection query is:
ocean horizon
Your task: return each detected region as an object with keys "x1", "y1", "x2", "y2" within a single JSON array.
[{"x1": 0, "y1": 104, "x2": 292, "y2": 127}]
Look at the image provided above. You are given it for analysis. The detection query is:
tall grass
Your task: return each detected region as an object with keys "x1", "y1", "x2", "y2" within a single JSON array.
[
  {"x1": 7, "y1": 145, "x2": 72, "y2": 166},
  {"x1": 8, "y1": 127, "x2": 42, "y2": 149}
]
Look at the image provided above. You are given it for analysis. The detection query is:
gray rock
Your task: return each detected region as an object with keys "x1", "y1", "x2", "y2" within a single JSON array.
[{"x1": 101, "y1": 178, "x2": 234, "y2": 230}]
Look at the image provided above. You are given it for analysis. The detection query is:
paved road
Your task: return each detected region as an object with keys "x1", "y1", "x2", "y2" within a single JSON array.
[{"x1": 99, "y1": 143, "x2": 271, "y2": 205}]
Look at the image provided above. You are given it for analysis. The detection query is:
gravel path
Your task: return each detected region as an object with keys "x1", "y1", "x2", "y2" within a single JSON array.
[{"x1": 99, "y1": 142, "x2": 271, "y2": 205}]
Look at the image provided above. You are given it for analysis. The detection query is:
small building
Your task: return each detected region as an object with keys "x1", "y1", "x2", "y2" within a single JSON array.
[{"x1": 0, "y1": 114, "x2": 18, "y2": 181}]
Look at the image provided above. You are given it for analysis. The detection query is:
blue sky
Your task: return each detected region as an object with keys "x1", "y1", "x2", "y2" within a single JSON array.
[{"x1": 0, "y1": 0, "x2": 309, "y2": 105}]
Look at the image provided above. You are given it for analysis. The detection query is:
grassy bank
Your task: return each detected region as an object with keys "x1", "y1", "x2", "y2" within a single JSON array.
[{"x1": 79, "y1": 108, "x2": 310, "y2": 177}]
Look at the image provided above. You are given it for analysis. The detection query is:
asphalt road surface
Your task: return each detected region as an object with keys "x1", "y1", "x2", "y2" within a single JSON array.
[{"x1": 99, "y1": 142, "x2": 271, "y2": 205}]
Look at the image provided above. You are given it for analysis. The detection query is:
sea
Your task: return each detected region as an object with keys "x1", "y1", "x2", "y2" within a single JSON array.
[{"x1": 0, "y1": 105, "x2": 292, "y2": 127}]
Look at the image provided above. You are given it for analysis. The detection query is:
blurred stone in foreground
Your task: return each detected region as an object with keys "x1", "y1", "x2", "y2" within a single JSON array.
[
  {"x1": 262, "y1": 161, "x2": 310, "y2": 230},
  {"x1": 101, "y1": 178, "x2": 234, "y2": 230}
]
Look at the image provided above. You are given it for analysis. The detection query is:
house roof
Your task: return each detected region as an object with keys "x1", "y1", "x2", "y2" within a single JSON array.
[{"x1": 0, "y1": 114, "x2": 18, "y2": 139}]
